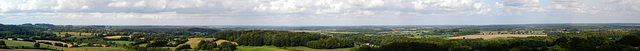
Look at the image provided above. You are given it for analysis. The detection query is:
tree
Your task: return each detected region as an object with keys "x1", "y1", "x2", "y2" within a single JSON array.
[
  {"x1": 196, "y1": 40, "x2": 216, "y2": 50},
  {"x1": 34, "y1": 43, "x2": 40, "y2": 47},
  {"x1": 553, "y1": 36, "x2": 569, "y2": 45},
  {"x1": 147, "y1": 40, "x2": 169, "y2": 47},
  {"x1": 0, "y1": 40, "x2": 5, "y2": 48},
  {"x1": 175, "y1": 44, "x2": 191, "y2": 51},
  {"x1": 235, "y1": 34, "x2": 264, "y2": 46},
  {"x1": 617, "y1": 35, "x2": 640, "y2": 47},
  {"x1": 305, "y1": 38, "x2": 354, "y2": 49},
  {"x1": 378, "y1": 42, "x2": 447, "y2": 51},
  {"x1": 219, "y1": 42, "x2": 237, "y2": 51}
]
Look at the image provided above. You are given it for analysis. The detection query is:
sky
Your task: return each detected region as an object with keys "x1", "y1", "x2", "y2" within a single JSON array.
[{"x1": 0, "y1": 0, "x2": 639, "y2": 26}]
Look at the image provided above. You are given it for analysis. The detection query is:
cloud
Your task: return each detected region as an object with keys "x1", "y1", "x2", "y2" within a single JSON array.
[
  {"x1": 0, "y1": 0, "x2": 55, "y2": 13},
  {"x1": 496, "y1": 0, "x2": 550, "y2": 15},
  {"x1": 1, "y1": 0, "x2": 640, "y2": 25}
]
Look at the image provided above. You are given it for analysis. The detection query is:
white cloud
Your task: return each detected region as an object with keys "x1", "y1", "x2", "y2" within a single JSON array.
[
  {"x1": 497, "y1": 0, "x2": 550, "y2": 15},
  {"x1": 0, "y1": 0, "x2": 54, "y2": 12},
  {"x1": 2, "y1": 0, "x2": 640, "y2": 25}
]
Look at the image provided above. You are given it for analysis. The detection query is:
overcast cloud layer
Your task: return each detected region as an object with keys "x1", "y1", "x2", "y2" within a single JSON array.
[{"x1": 1, "y1": 0, "x2": 639, "y2": 26}]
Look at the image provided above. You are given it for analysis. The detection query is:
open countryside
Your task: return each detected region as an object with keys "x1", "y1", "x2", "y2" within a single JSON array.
[{"x1": 2, "y1": 0, "x2": 640, "y2": 51}]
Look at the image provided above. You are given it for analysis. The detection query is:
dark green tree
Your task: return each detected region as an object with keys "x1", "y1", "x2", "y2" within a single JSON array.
[
  {"x1": 175, "y1": 44, "x2": 191, "y2": 51},
  {"x1": 219, "y1": 42, "x2": 237, "y2": 51},
  {"x1": 196, "y1": 40, "x2": 216, "y2": 50},
  {"x1": 617, "y1": 35, "x2": 640, "y2": 47},
  {"x1": 147, "y1": 40, "x2": 169, "y2": 47},
  {"x1": 34, "y1": 43, "x2": 40, "y2": 47},
  {"x1": 378, "y1": 42, "x2": 447, "y2": 51},
  {"x1": 0, "y1": 40, "x2": 5, "y2": 48}
]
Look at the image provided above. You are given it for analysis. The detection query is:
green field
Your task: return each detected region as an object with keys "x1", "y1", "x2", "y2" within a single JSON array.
[
  {"x1": 1, "y1": 39, "x2": 128, "y2": 51},
  {"x1": 285, "y1": 46, "x2": 352, "y2": 51},
  {"x1": 138, "y1": 43, "x2": 148, "y2": 47},
  {"x1": 237, "y1": 46, "x2": 292, "y2": 51},
  {"x1": 109, "y1": 41, "x2": 134, "y2": 45},
  {"x1": 1, "y1": 39, "x2": 39, "y2": 46}
]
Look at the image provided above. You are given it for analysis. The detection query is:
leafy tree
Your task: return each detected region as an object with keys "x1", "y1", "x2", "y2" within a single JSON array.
[
  {"x1": 378, "y1": 42, "x2": 447, "y2": 51},
  {"x1": 175, "y1": 44, "x2": 191, "y2": 51},
  {"x1": 147, "y1": 40, "x2": 169, "y2": 47},
  {"x1": 617, "y1": 35, "x2": 640, "y2": 47},
  {"x1": 305, "y1": 38, "x2": 354, "y2": 49},
  {"x1": 0, "y1": 40, "x2": 5, "y2": 48},
  {"x1": 553, "y1": 36, "x2": 569, "y2": 45},
  {"x1": 219, "y1": 42, "x2": 237, "y2": 51},
  {"x1": 34, "y1": 43, "x2": 40, "y2": 47},
  {"x1": 235, "y1": 34, "x2": 264, "y2": 46},
  {"x1": 196, "y1": 40, "x2": 217, "y2": 50},
  {"x1": 563, "y1": 37, "x2": 597, "y2": 51}
]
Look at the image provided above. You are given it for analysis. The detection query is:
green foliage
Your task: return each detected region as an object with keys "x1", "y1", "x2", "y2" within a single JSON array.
[
  {"x1": 33, "y1": 43, "x2": 40, "y2": 47},
  {"x1": 142, "y1": 47, "x2": 171, "y2": 51},
  {"x1": 147, "y1": 40, "x2": 168, "y2": 47},
  {"x1": 219, "y1": 42, "x2": 237, "y2": 51},
  {"x1": 378, "y1": 42, "x2": 447, "y2": 51},
  {"x1": 617, "y1": 34, "x2": 640, "y2": 47},
  {"x1": 54, "y1": 43, "x2": 63, "y2": 46},
  {"x1": 235, "y1": 34, "x2": 264, "y2": 46},
  {"x1": 305, "y1": 38, "x2": 354, "y2": 49},
  {"x1": 214, "y1": 30, "x2": 331, "y2": 47},
  {"x1": 195, "y1": 40, "x2": 217, "y2": 50},
  {"x1": 175, "y1": 44, "x2": 191, "y2": 51},
  {"x1": 0, "y1": 40, "x2": 5, "y2": 48}
]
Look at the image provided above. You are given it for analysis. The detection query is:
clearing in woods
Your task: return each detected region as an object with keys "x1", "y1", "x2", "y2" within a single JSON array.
[{"x1": 448, "y1": 34, "x2": 547, "y2": 39}]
